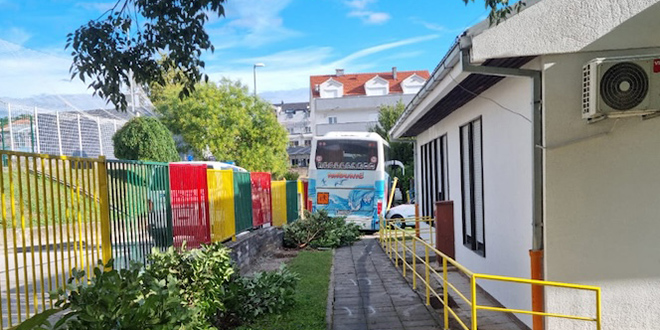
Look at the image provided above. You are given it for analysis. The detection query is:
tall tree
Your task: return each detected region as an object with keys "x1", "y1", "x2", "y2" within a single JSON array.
[
  {"x1": 67, "y1": 0, "x2": 226, "y2": 111},
  {"x1": 371, "y1": 101, "x2": 414, "y2": 202},
  {"x1": 155, "y1": 79, "x2": 289, "y2": 176},
  {"x1": 462, "y1": 0, "x2": 526, "y2": 24}
]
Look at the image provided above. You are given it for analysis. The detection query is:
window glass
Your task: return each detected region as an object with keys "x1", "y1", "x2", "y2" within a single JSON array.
[{"x1": 315, "y1": 139, "x2": 378, "y2": 170}]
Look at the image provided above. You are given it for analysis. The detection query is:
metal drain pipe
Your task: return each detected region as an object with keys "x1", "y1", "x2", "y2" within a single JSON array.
[{"x1": 459, "y1": 37, "x2": 545, "y2": 330}]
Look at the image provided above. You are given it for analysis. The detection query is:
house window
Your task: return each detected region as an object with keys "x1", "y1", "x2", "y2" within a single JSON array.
[
  {"x1": 328, "y1": 117, "x2": 337, "y2": 124},
  {"x1": 304, "y1": 140, "x2": 311, "y2": 146},
  {"x1": 288, "y1": 128, "x2": 295, "y2": 134},
  {"x1": 305, "y1": 126, "x2": 312, "y2": 133},
  {"x1": 460, "y1": 118, "x2": 485, "y2": 256},
  {"x1": 419, "y1": 135, "x2": 449, "y2": 218}
]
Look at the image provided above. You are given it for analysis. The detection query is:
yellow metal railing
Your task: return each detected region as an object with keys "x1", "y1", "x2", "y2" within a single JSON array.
[
  {"x1": 207, "y1": 170, "x2": 237, "y2": 242},
  {"x1": 271, "y1": 180, "x2": 287, "y2": 227},
  {"x1": 379, "y1": 217, "x2": 602, "y2": 330},
  {"x1": 0, "y1": 150, "x2": 110, "y2": 328}
]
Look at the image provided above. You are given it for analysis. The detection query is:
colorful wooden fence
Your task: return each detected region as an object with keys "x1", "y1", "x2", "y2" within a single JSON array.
[{"x1": 233, "y1": 172, "x2": 253, "y2": 233}]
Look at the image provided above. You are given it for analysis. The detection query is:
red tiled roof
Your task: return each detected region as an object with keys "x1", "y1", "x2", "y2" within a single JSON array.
[{"x1": 310, "y1": 69, "x2": 430, "y2": 98}]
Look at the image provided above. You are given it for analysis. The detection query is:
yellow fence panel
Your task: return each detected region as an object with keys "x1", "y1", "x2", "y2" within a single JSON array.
[
  {"x1": 271, "y1": 180, "x2": 287, "y2": 227},
  {"x1": 0, "y1": 151, "x2": 106, "y2": 329},
  {"x1": 207, "y1": 170, "x2": 236, "y2": 242}
]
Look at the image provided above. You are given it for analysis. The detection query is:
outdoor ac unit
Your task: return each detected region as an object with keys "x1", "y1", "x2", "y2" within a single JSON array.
[{"x1": 582, "y1": 55, "x2": 660, "y2": 122}]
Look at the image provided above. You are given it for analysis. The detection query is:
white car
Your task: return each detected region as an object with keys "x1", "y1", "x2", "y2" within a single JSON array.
[{"x1": 385, "y1": 204, "x2": 416, "y2": 228}]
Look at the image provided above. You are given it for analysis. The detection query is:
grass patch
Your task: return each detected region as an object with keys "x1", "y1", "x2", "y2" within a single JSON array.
[{"x1": 238, "y1": 249, "x2": 333, "y2": 330}]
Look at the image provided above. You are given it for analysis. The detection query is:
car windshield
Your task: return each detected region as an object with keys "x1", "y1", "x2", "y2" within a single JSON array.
[{"x1": 315, "y1": 139, "x2": 378, "y2": 170}]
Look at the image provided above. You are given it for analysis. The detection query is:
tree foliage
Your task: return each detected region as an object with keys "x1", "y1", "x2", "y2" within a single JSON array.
[
  {"x1": 462, "y1": 0, "x2": 526, "y2": 25},
  {"x1": 113, "y1": 116, "x2": 180, "y2": 162},
  {"x1": 155, "y1": 79, "x2": 289, "y2": 176},
  {"x1": 371, "y1": 101, "x2": 414, "y2": 202},
  {"x1": 67, "y1": 0, "x2": 226, "y2": 111}
]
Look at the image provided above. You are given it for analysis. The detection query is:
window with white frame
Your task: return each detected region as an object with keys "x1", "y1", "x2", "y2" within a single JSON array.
[
  {"x1": 328, "y1": 117, "x2": 337, "y2": 124},
  {"x1": 460, "y1": 117, "x2": 485, "y2": 256},
  {"x1": 365, "y1": 76, "x2": 389, "y2": 96},
  {"x1": 401, "y1": 74, "x2": 426, "y2": 94}
]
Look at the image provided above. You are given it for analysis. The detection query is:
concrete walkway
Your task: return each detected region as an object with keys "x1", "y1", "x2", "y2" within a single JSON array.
[{"x1": 329, "y1": 237, "x2": 442, "y2": 330}]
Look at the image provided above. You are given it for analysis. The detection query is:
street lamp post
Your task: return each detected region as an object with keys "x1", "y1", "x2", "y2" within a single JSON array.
[{"x1": 253, "y1": 63, "x2": 265, "y2": 96}]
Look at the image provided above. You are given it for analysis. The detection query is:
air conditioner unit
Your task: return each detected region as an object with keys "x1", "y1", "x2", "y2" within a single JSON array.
[{"x1": 582, "y1": 55, "x2": 660, "y2": 122}]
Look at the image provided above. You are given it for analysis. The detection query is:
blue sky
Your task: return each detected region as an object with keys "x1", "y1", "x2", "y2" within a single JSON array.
[{"x1": 0, "y1": 0, "x2": 488, "y2": 103}]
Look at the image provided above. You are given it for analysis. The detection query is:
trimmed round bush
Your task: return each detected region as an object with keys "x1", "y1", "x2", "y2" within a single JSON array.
[{"x1": 113, "y1": 117, "x2": 180, "y2": 162}]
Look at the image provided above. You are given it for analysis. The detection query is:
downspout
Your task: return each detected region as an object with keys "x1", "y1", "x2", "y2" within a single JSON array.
[{"x1": 459, "y1": 37, "x2": 545, "y2": 330}]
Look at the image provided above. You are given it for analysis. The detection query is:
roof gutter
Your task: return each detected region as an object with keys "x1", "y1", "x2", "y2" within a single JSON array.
[{"x1": 389, "y1": 40, "x2": 462, "y2": 139}]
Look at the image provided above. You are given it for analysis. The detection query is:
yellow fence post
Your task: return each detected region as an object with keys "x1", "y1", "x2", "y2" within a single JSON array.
[
  {"x1": 412, "y1": 238, "x2": 416, "y2": 290},
  {"x1": 97, "y1": 156, "x2": 112, "y2": 268},
  {"x1": 443, "y1": 257, "x2": 449, "y2": 329},
  {"x1": 596, "y1": 288, "x2": 602, "y2": 330},
  {"x1": 402, "y1": 230, "x2": 406, "y2": 277},
  {"x1": 425, "y1": 244, "x2": 430, "y2": 306},
  {"x1": 471, "y1": 275, "x2": 478, "y2": 330}
]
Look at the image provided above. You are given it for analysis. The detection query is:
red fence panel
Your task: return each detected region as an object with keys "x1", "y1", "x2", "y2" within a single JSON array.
[
  {"x1": 169, "y1": 164, "x2": 211, "y2": 249},
  {"x1": 302, "y1": 179, "x2": 311, "y2": 212},
  {"x1": 251, "y1": 172, "x2": 272, "y2": 227}
]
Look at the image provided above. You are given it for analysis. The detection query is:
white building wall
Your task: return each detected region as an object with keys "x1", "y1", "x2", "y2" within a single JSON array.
[
  {"x1": 542, "y1": 47, "x2": 660, "y2": 330},
  {"x1": 417, "y1": 75, "x2": 534, "y2": 327}
]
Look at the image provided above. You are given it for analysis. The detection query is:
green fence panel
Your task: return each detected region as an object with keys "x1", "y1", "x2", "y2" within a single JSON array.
[
  {"x1": 285, "y1": 181, "x2": 299, "y2": 223},
  {"x1": 107, "y1": 160, "x2": 173, "y2": 269},
  {"x1": 233, "y1": 171, "x2": 253, "y2": 233}
]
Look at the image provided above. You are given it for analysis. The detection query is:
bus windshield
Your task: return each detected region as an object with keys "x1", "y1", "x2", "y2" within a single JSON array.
[{"x1": 315, "y1": 139, "x2": 378, "y2": 170}]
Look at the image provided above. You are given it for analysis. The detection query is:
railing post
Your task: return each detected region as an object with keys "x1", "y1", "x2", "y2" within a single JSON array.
[
  {"x1": 443, "y1": 258, "x2": 449, "y2": 329},
  {"x1": 401, "y1": 230, "x2": 408, "y2": 278},
  {"x1": 97, "y1": 156, "x2": 112, "y2": 268},
  {"x1": 395, "y1": 229, "x2": 399, "y2": 268},
  {"x1": 412, "y1": 238, "x2": 417, "y2": 289},
  {"x1": 33, "y1": 107, "x2": 40, "y2": 154},
  {"x1": 471, "y1": 275, "x2": 478, "y2": 330},
  {"x1": 425, "y1": 245, "x2": 430, "y2": 305},
  {"x1": 55, "y1": 112, "x2": 63, "y2": 155},
  {"x1": 596, "y1": 288, "x2": 602, "y2": 330}
]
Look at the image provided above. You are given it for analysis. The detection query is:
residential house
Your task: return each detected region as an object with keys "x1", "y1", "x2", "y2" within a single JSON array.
[
  {"x1": 310, "y1": 68, "x2": 429, "y2": 136},
  {"x1": 390, "y1": 0, "x2": 660, "y2": 329},
  {"x1": 274, "y1": 101, "x2": 312, "y2": 172}
]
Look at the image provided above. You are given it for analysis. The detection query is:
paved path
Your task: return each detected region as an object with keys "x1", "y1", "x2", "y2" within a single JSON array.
[{"x1": 329, "y1": 237, "x2": 442, "y2": 330}]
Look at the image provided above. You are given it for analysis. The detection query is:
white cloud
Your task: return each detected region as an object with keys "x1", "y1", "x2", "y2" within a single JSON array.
[
  {"x1": 0, "y1": 39, "x2": 91, "y2": 98},
  {"x1": 348, "y1": 11, "x2": 391, "y2": 25},
  {"x1": 410, "y1": 17, "x2": 467, "y2": 34},
  {"x1": 207, "y1": 0, "x2": 300, "y2": 49},
  {"x1": 75, "y1": 2, "x2": 116, "y2": 12},
  {"x1": 206, "y1": 35, "x2": 437, "y2": 96},
  {"x1": 343, "y1": 0, "x2": 390, "y2": 25},
  {"x1": 0, "y1": 27, "x2": 31, "y2": 45},
  {"x1": 345, "y1": 0, "x2": 375, "y2": 10}
]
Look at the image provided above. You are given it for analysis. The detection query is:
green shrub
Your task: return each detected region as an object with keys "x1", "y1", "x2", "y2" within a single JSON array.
[
  {"x1": 282, "y1": 171, "x2": 299, "y2": 181},
  {"x1": 113, "y1": 116, "x2": 180, "y2": 162},
  {"x1": 14, "y1": 260, "x2": 208, "y2": 330},
  {"x1": 283, "y1": 210, "x2": 361, "y2": 249},
  {"x1": 18, "y1": 243, "x2": 299, "y2": 330},
  {"x1": 219, "y1": 267, "x2": 298, "y2": 329}
]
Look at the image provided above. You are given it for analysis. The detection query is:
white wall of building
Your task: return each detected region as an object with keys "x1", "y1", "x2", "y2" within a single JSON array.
[
  {"x1": 542, "y1": 47, "x2": 660, "y2": 330},
  {"x1": 416, "y1": 74, "x2": 535, "y2": 327}
]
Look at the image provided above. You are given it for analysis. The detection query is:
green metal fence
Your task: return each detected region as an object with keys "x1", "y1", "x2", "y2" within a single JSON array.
[
  {"x1": 106, "y1": 160, "x2": 172, "y2": 269},
  {"x1": 233, "y1": 172, "x2": 253, "y2": 233},
  {"x1": 285, "y1": 181, "x2": 299, "y2": 223}
]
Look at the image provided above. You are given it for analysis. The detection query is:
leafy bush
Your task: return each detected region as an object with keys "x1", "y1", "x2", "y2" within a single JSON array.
[
  {"x1": 282, "y1": 171, "x2": 299, "y2": 181},
  {"x1": 220, "y1": 267, "x2": 298, "y2": 328},
  {"x1": 113, "y1": 116, "x2": 180, "y2": 162},
  {"x1": 14, "y1": 260, "x2": 208, "y2": 330},
  {"x1": 283, "y1": 210, "x2": 361, "y2": 249},
  {"x1": 18, "y1": 243, "x2": 299, "y2": 330},
  {"x1": 147, "y1": 243, "x2": 235, "y2": 327}
]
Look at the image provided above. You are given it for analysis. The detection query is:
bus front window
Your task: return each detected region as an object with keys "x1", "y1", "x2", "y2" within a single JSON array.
[{"x1": 315, "y1": 139, "x2": 378, "y2": 170}]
